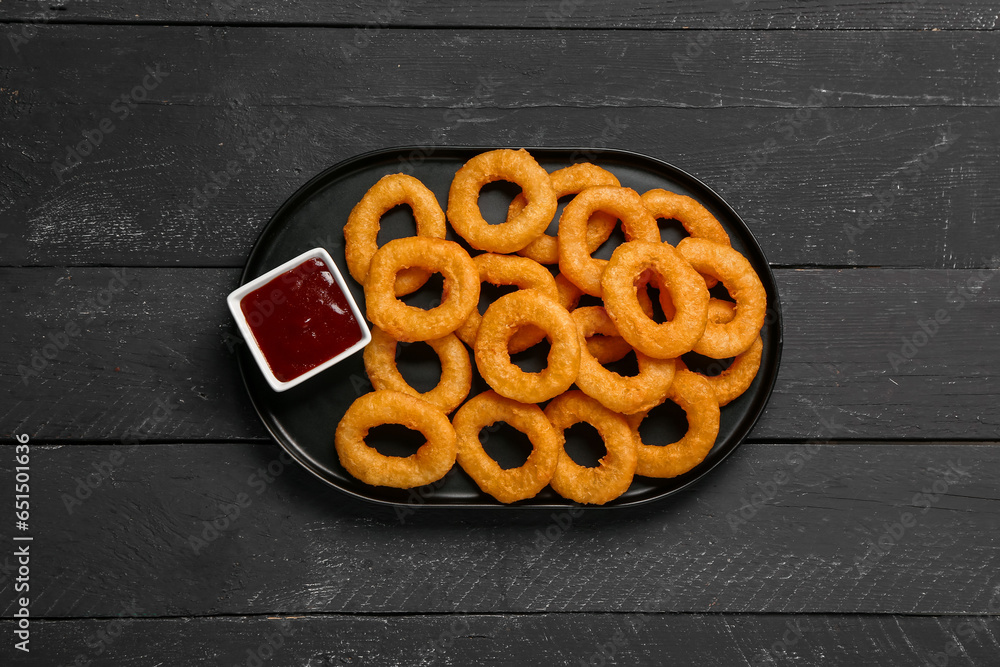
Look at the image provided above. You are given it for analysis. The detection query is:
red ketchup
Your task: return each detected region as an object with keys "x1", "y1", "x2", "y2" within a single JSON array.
[{"x1": 240, "y1": 258, "x2": 362, "y2": 382}]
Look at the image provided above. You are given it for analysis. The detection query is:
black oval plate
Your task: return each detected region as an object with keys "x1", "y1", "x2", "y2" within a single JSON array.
[{"x1": 237, "y1": 146, "x2": 782, "y2": 509}]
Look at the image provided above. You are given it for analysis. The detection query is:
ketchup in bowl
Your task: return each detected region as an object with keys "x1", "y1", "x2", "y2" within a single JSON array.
[{"x1": 228, "y1": 249, "x2": 371, "y2": 391}]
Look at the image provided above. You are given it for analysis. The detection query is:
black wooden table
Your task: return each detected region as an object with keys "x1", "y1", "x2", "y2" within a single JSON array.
[{"x1": 2, "y1": 2, "x2": 999, "y2": 665}]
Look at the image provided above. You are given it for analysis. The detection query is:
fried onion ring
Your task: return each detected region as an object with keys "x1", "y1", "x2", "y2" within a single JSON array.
[
  {"x1": 678, "y1": 337, "x2": 763, "y2": 407},
  {"x1": 586, "y1": 334, "x2": 633, "y2": 365},
  {"x1": 590, "y1": 270, "x2": 676, "y2": 364},
  {"x1": 507, "y1": 271, "x2": 586, "y2": 355},
  {"x1": 510, "y1": 163, "x2": 621, "y2": 265},
  {"x1": 447, "y1": 149, "x2": 557, "y2": 253},
  {"x1": 642, "y1": 189, "x2": 731, "y2": 289},
  {"x1": 363, "y1": 327, "x2": 472, "y2": 414},
  {"x1": 558, "y1": 270, "x2": 632, "y2": 363},
  {"x1": 572, "y1": 306, "x2": 677, "y2": 415},
  {"x1": 706, "y1": 297, "x2": 737, "y2": 323},
  {"x1": 455, "y1": 253, "x2": 558, "y2": 353},
  {"x1": 557, "y1": 186, "x2": 660, "y2": 296},
  {"x1": 677, "y1": 238, "x2": 766, "y2": 358},
  {"x1": 552, "y1": 272, "x2": 633, "y2": 361},
  {"x1": 628, "y1": 370, "x2": 720, "y2": 478},
  {"x1": 589, "y1": 267, "x2": 676, "y2": 364},
  {"x1": 602, "y1": 241, "x2": 709, "y2": 359},
  {"x1": 474, "y1": 290, "x2": 581, "y2": 403},
  {"x1": 453, "y1": 390, "x2": 560, "y2": 503},
  {"x1": 555, "y1": 272, "x2": 584, "y2": 312},
  {"x1": 335, "y1": 390, "x2": 457, "y2": 488},
  {"x1": 337, "y1": 152, "x2": 770, "y2": 501},
  {"x1": 677, "y1": 300, "x2": 763, "y2": 406},
  {"x1": 641, "y1": 189, "x2": 730, "y2": 246},
  {"x1": 364, "y1": 237, "x2": 479, "y2": 342},
  {"x1": 637, "y1": 269, "x2": 676, "y2": 321},
  {"x1": 344, "y1": 173, "x2": 447, "y2": 296},
  {"x1": 545, "y1": 391, "x2": 637, "y2": 505}
]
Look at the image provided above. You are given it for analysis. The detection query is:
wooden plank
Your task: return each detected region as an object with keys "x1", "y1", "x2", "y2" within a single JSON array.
[
  {"x1": 0, "y1": 268, "x2": 261, "y2": 442},
  {"x1": 2, "y1": 267, "x2": 998, "y2": 442},
  {"x1": 1, "y1": 442, "x2": 998, "y2": 617},
  {"x1": 1, "y1": 0, "x2": 998, "y2": 29},
  {"x1": 0, "y1": 105, "x2": 995, "y2": 269},
  {"x1": 2, "y1": 613, "x2": 998, "y2": 666},
  {"x1": 3, "y1": 27, "x2": 999, "y2": 109}
]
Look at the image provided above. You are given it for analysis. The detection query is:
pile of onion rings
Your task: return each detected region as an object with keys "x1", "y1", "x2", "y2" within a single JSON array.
[{"x1": 336, "y1": 149, "x2": 768, "y2": 504}]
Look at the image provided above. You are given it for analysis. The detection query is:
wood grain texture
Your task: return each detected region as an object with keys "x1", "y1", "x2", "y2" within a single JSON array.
[
  {"x1": 1, "y1": 442, "x2": 997, "y2": 617},
  {"x1": 1, "y1": 613, "x2": 998, "y2": 666},
  {"x1": 3, "y1": 1, "x2": 997, "y2": 660},
  {"x1": 1, "y1": 0, "x2": 998, "y2": 29},
  {"x1": 1, "y1": 105, "x2": 995, "y2": 269},
  {"x1": 4, "y1": 27, "x2": 999, "y2": 109},
  {"x1": 2, "y1": 267, "x2": 998, "y2": 442}
]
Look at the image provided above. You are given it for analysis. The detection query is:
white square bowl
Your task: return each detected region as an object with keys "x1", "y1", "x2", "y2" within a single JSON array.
[{"x1": 226, "y1": 247, "x2": 371, "y2": 392}]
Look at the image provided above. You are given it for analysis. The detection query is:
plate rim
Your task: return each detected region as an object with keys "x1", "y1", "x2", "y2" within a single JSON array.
[{"x1": 237, "y1": 145, "x2": 784, "y2": 510}]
